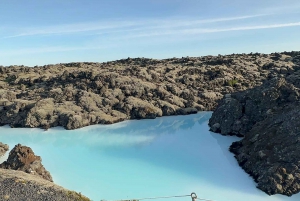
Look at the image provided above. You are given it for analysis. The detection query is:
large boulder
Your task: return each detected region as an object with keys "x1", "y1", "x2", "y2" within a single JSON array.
[
  {"x1": 0, "y1": 142, "x2": 9, "y2": 157},
  {"x1": 209, "y1": 77, "x2": 300, "y2": 196},
  {"x1": 0, "y1": 144, "x2": 52, "y2": 182},
  {"x1": 125, "y1": 96, "x2": 162, "y2": 119}
]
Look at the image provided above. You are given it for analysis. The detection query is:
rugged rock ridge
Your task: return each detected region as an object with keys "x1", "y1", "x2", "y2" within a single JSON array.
[
  {"x1": 0, "y1": 51, "x2": 299, "y2": 129},
  {"x1": 0, "y1": 144, "x2": 53, "y2": 182},
  {"x1": 209, "y1": 77, "x2": 300, "y2": 196}
]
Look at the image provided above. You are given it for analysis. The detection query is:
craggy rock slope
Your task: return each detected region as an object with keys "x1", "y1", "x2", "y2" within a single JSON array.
[
  {"x1": 209, "y1": 77, "x2": 300, "y2": 196},
  {"x1": 1, "y1": 51, "x2": 299, "y2": 129}
]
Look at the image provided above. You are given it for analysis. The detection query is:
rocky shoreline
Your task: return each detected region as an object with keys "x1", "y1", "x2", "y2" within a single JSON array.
[
  {"x1": 1, "y1": 51, "x2": 300, "y2": 198},
  {"x1": 209, "y1": 77, "x2": 300, "y2": 196},
  {"x1": 0, "y1": 51, "x2": 299, "y2": 130}
]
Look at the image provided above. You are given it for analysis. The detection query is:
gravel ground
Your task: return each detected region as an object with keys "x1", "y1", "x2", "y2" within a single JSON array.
[{"x1": 0, "y1": 169, "x2": 90, "y2": 201}]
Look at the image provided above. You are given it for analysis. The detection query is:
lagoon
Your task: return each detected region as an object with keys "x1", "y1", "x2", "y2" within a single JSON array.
[{"x1": 0, "y1": 112, "x2": 299, "y2": 201}]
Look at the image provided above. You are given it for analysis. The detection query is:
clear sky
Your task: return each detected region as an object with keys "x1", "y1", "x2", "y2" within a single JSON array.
[{"x1": 0, "y1": 0, "x2": 299, "y2": 66}]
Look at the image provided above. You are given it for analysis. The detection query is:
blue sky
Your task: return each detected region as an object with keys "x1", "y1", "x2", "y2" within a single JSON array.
[{"x1": 0, "y1": 0, "x2": 299, "y2": 66}]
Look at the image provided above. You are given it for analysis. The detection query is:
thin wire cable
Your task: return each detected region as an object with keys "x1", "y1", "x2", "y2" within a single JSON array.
[
  {"x1": 102, "y1": 193, "x2": 215, "y2": 201},
  {"x1": 102, "y1": 194, "x2": 190, "y2": 201},
  {"x1": 138, "y1": 194, "x2": 191, "y2": 200},
  {"x1": 196, "y1": 198, "x2": 215, "y2": 201}
]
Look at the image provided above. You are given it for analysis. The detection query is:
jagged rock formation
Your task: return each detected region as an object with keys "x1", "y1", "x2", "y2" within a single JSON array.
[
  {"x1": 209, "y1": 77, "x2": 300, "y2": 196},
  {"x1": 0, "y1": 169, "x2": 90, "y2": 201},
  {"x1": 0, "y1": 144, "x2": 52, "y2": 182},
  {"x1": 0, "y1": 51, "x2": 299, "y2": 129},
  {"x1": 0, "y1": 142, "x2": 9, "y2": 157}
]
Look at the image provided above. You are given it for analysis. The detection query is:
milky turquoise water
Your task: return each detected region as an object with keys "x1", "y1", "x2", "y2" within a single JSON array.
[{"x1": 0, "y1": 112, "x2": 299, "y2": 201}]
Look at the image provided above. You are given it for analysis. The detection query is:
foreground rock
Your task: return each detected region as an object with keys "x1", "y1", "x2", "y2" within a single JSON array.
[
  {"x1": 209, "y1": 77, "x2": 300, "y2": 196},
  {"x1": 0, "y1": 168, "x2": 90, "y2": 201},
  {"x1": 0, "y1": 51, "x2": 299, "y2": 129},
  {"x1": 0, "y1": 144, "x2": 90, "y2": 200},
  {"x1": 0, "y1": 144, "x2": 52, "y2": 182},
  {"x1": 0, "y1": 142, "x2": 9, "y2": 157}
]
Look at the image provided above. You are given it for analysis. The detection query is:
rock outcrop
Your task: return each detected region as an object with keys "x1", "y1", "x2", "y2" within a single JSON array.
[
  {"x1": 0, "y1": 144, "x2": 53, "y2": 182},
  {"x1": 0, "y1": 51, "x2": 299, "y2": 129},
  {"x1": 0, "y1": 142, "x2": 9, "y2": 157},
  {"x1": 209, "y1": 77, "x2": 300, "y2": 196}
]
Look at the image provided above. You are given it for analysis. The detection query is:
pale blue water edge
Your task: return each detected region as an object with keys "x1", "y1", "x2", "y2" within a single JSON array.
[{"x1": 0, "y1": 112, "x2": 299, "y2": 201}]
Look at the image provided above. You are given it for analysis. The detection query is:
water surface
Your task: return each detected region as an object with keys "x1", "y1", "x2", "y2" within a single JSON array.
[{"x1": 0, "y1": 112, "x2": 299, "y2": 201}]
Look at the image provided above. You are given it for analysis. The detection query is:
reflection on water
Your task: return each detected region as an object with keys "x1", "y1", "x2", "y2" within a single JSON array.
[{"x1": 0, "y1": 112, "x2": 299, "y2": 201}]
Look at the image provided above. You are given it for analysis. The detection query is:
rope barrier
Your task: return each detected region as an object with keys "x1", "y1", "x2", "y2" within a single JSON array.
[{"x1": 101, "y1": 192, "x2": 215, "y2": 201}]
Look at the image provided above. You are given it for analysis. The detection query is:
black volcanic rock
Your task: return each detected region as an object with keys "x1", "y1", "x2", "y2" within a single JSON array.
[
  {"x1": 0, "y1": 144, "x2": 53, "y2": 182},
  {"x1": 209, "y1": 77, "x2": 300, "y2": 196}
]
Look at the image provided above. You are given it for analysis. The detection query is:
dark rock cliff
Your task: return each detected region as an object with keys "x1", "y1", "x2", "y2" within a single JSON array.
[{"x1": 209, "y1": 77, "x2": 300, "y2": 196}]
